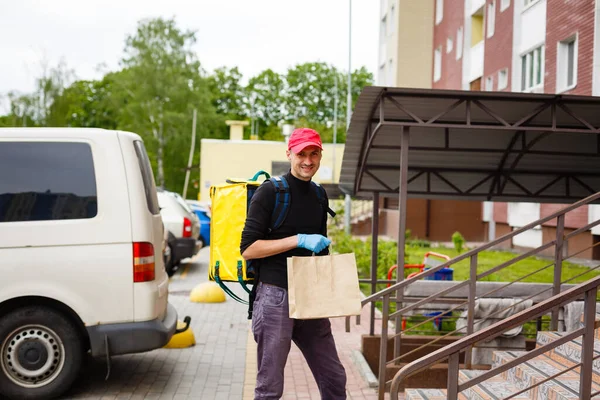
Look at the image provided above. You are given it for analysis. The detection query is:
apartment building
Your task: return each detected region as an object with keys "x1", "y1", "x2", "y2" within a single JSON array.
[{"x1": 377, "y1": 0, "x2": 600, "y2": 258}]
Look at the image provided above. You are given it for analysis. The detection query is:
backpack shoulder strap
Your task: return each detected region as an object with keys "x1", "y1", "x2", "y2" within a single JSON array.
[
  {"x1": 311, "y1": 181, "x2": 336, "y2": 218},
  {"x1": 269, "y1": 176, "x2": 291, "y2": 231}
]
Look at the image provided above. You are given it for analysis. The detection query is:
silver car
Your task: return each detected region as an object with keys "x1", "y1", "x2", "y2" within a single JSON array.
[{"x1": 157, "y1": 190, "x2": 201, "y2": 275}]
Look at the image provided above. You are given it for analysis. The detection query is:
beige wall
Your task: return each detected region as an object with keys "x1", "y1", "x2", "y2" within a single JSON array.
[
  {"x1": 395, "y1": 0, "x2": 434, "y2": 88},
  {"x1": 199, "y1": 139, "x2": 345, "y2": 202}
]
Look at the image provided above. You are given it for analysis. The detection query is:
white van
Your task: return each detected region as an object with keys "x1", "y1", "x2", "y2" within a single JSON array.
[{"x1": 0, "y1": 128, "x2": 179, "y2": 400}]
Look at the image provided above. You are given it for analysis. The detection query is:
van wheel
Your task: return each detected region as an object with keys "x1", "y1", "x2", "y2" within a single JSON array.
[{"x1": 0, "y1": 307, "x2": 84, "y2": 400}]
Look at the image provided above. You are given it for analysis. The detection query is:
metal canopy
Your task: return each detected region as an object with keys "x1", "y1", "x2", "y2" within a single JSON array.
[{"x1": 340, "y1": 86, "x2": 600, "y2": 203}]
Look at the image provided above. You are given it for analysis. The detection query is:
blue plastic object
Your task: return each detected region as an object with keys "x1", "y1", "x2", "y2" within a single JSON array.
[
  {"x1": 424, "y1": 311, "x2": 445, "y2": 331},
  {"x1": 424, "y1": 267, "x2": 454, "y2": 281},
  {"x1": 189, "y1": 205, "x2": 211, "y2": 246}
]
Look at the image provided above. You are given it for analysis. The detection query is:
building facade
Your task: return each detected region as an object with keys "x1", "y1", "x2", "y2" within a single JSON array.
[{"x1": 378, "y1": 0, "x2": 600, "y2": 257}]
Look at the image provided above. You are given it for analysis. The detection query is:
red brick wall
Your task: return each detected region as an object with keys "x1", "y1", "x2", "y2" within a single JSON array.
[
  {"x1": 540, "y1": 203, "x2": 589, "y2": 229},
  {"x1": 432, "y1": 0, "x2": 464, "y2": 89},
  {"x1": 493, "y1": 202, "x2": 508, "y2": 224},
  {"x1": 483, "y1": 0, "x2": 513, "y2": 91},
  {"x1": 544, "y1": 0, "x2": 594, "y2": 95}
]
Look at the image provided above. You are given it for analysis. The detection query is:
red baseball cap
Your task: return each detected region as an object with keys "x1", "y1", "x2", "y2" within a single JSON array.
[{"x1": 287, "y1": 128, "x2": 323, "y2": 154}]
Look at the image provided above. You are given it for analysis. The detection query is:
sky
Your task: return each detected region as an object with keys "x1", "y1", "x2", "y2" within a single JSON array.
[{"x1": 0, "y1": 0, "x2": 379, "y2": 112}]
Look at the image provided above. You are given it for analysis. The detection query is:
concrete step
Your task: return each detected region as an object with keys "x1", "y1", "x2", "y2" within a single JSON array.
[
  {"x1": 405, "y1": 370, "x2": 529, "y2": 399},
  {"x1": 535, "y1": 331, "x2": 600, "y2": 375},
  {"x1": 493, "y1": 350, "x2": 600, "y2": 399}
]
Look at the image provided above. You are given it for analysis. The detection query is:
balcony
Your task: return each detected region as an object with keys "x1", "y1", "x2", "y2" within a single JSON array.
[{"x1": 469, "y1": 41, "x2": 484, "y2": 82}]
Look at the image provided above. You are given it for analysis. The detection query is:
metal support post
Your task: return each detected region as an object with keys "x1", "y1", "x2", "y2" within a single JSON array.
[
  {"x1": 447, "y1": 352, "x2": 460, "y2": 400},
  {"x1": 551, "y1": 214, "x2": 565, "y2": 330},
  {"x1": 465, "y1": 254, "x2": 477, "y2": 368},
  {"x1": 378, "y1": 295, "x2": 390, "y2": 400},
  {"x1": 580, "y1": 287, "x2": 597, "y2": 400},
  {"x1": 370, "y1": 192, "x2": 380, "y2": 336},
  {"x1": 394, "y1": 126, "x2": 410, "y2": 362}
]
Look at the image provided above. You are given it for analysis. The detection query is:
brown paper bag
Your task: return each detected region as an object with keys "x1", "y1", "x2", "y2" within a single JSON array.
[{"x1": 287, "y1": 253, "x2": 362, "y2": 319}]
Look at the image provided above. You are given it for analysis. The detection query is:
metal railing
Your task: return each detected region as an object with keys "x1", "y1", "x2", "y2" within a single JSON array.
[
  {"x1": 347, "y1": 191, "x2": 600, "y2": 399},
  {"x1": 390, "y1": 274, "x2": 600, "y2": 400}
]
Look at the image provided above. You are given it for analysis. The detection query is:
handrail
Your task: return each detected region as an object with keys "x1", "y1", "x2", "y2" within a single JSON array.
[
  {"x1": 350, "y1": 191, "x2": 600, "y2": 400},
  {"x1": 361, "y1": 191, "x2": 600, "y2": 304},
  {"x1": 390, "y1": 274, "x2": 600, "y2": 399}
]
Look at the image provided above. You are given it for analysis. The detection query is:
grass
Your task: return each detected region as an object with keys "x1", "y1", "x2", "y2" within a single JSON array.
[
  {"x1": 405, "y1": 245, "x2": 600, "y2": 284},
  {"x1": 358, "y1": 244, "x2": 600, "y2": 338}
]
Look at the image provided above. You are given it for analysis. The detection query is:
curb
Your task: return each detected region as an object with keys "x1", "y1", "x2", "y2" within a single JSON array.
[{"x1": 350, "y1": 349, "x2": 378, "y2": 388}]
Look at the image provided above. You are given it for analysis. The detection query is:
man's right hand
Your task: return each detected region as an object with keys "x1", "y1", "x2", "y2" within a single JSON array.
[{"x1": 297, "y1": 234, "x2": 331, "y2": 253}]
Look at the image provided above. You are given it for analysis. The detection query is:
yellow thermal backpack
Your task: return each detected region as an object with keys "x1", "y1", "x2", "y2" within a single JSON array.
[{"x1": 208, "y1": 170, "x2": 334, "y2": 304}]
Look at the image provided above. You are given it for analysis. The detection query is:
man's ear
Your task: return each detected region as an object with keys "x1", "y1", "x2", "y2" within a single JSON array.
[{"x1": 286, "y1": 150, "x2": 291, "y2": 160}]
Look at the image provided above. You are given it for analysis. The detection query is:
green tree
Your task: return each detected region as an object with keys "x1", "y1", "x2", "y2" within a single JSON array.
[
  {"x1": 246, "y1": 69, "x2": 286, "y2": 130},
  {"x1": 48, "y1": 71, "x2": 126, "y2": 129},
  {"x1": 207, "y1": 66, "x2": 246, "y2": 119},
  {"x1": 286, "y1": 62, "x2": 341, "y2": 125},
  {"x1": 1, "y1": 60, "x2": 74, "y2": 127},
  {"x1": 285, "y1": 63, "x2": 373, "y2": 143},
  {"x1": 118, "y1": 17, "x2": 222, "y2": 190}
]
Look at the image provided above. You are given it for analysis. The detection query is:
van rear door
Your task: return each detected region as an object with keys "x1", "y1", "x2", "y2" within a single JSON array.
[{"x1": 118, "y1": 132, "x2": 169, "y2": 322}]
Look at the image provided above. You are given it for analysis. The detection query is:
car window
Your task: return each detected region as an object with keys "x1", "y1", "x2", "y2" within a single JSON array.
[
  {"x1": 0, "y1": 141, "x2": 98, "y2": 222},
  {"x1": 134, "y1": 140, "x2": 160, "y2": 215}
]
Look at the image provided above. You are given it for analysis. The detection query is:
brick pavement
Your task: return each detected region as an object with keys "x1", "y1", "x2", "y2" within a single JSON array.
[{"x1": 60, "y1": 247, "x2": 395, "y2": 399}]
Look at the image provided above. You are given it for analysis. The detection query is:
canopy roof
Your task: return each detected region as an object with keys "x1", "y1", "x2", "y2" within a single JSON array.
[{"x1": 339, "y1": 86, "x2": 600, "y2": 203}]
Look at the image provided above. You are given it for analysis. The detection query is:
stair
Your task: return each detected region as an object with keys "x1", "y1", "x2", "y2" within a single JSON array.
[{"x1": 405, "y1": 321, "x2": 600, "y2": 399}]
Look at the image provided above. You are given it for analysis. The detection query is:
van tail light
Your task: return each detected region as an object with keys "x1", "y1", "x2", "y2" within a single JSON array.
[
  {"x1": 183, "y1": 217, "x2": 192, "y2": 238},
  {"x1": 133, "y1": 242, "x2": 155, "y2": 282}
]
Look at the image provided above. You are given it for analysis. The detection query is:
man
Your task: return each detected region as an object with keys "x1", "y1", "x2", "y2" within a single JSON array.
[{"x1": 240, "y1": 128, "x2": 347, "y2": 400}]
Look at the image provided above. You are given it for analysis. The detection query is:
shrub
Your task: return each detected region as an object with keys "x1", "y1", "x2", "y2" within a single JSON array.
[{"x1": 452, "y1": 231, "x2": 465, "y2": 253}]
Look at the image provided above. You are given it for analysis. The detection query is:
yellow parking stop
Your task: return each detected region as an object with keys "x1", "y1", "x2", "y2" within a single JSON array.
[
  {"x1": 164, "y1": 320, "x2": 196, "y2": 349},
  {"x1": 190, "y1": 281, "x2": 226, "y2": 303}
]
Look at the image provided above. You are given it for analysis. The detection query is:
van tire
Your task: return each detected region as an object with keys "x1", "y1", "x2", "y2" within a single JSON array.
[
  {"x1": 165, "y1": 243, "x2": 177, "y2": 276},
  {"x1": 0, "y1": 306, "x2": 84, "y2": 400}
]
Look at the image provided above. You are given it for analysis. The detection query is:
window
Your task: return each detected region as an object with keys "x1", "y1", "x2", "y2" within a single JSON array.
[
  {"x1": 389, "y1": 5, "x2": 395, "y2": 35},
  {"x1": 0, "y1": 142, "x2": 97, "y2": 222},
  {"x1": 436, "y1": 0, "x2": 444, "y2": 24},
  {"x1": 498, "y1": 68, "x2": 509, "y2": 90},
  {"x1": 557, "y1": 36, "x2": 577, "y2": 92},
  {"x1": 485, "y1": 75, "x2": 494, "y2": 91},
  {"x1": 388, "y1": 59, "x2": 394, "y2": 85},
  {"x1": 447, "y1": 37, "x2": 454, "y2": 54},
  {"x1": 134, "y1": 141, "x2": 160, "y2": 215},
  {"x1": 487, "y1": 1, "x2": 496, "y2": 38},
  {"x1": 521, "y1": 46, "x2": 544, "y2": 91},
  {"x1": 456, "y1": 27, "x2": 464, "y2": 60},
  {"x1": 500, "y1": 0, "x2": 510, "y2": 11},
  {"x1": 434, "y1": 46, "x2": 442, "y2": 82}
]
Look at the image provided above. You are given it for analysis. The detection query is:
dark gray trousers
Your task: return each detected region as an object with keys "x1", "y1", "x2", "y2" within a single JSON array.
[{"x1": 252, "y1": 282, "x2": 347, "y2": 400}]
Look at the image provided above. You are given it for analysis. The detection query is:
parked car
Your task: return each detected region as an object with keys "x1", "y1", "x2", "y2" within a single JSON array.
[
  {"x1": 186, "y1": 200, "x2": 211, "y2": 247},
  {"x1": 0, "y1": 128, "x2": 181, "y2": 400},
  {"x1": 157, "y1": 190, "x2": 201, "y2": 276}
]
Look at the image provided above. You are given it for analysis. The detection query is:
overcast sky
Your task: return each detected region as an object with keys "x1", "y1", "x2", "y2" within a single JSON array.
[{"x1": 0, "y1": 0, "x2": 379, "y2": 108}]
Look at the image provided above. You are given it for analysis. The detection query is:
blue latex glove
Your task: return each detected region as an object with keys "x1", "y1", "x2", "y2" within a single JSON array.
[{"x1": 297, "y1": 234, "x2": 331, "y2": 253}]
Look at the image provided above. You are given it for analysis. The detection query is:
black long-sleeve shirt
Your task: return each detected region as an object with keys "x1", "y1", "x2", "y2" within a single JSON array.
[{"x1": 240, "y1": 171, "x2": 329, "y2": 289}]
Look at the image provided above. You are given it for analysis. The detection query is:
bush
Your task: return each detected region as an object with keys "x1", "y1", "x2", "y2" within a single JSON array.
[
  {"x1": 452, "y1": 231, "x2": 465, "y2": 253},
  {"x1": 407, "y1": 239, "x2": 431, "y2": 248}
]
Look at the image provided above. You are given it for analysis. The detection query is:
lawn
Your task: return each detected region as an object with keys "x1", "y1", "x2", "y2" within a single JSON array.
[
  {"x1": 405, "y1": 245, "x2": 600, "y2": 285},
  {"x1": 331, "y1": 232, "x2": 600, "y2": 337}
]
